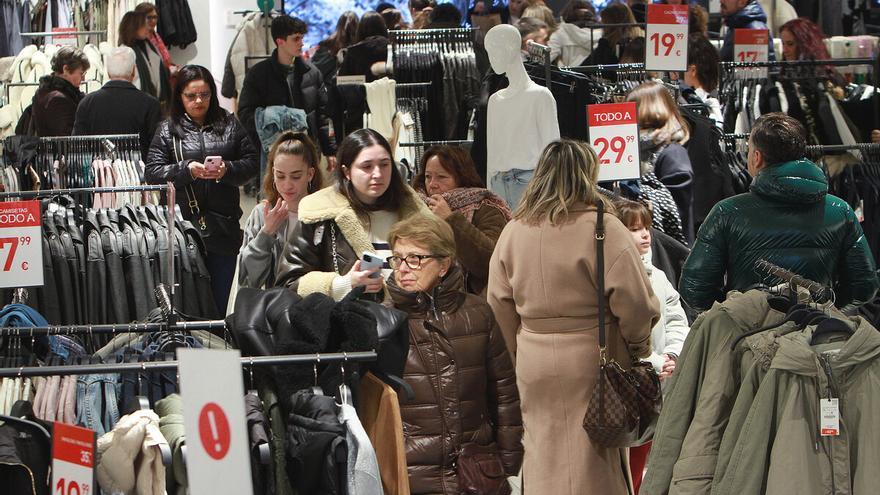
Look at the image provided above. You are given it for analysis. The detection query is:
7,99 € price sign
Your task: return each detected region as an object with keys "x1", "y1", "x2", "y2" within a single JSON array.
[
  {"x1": 734, "y1": 29, "x2": 769, "y2": 79},
  {"x1": 0, "y1": 200, "x2": 43, "y2": 289},
  {"x1": 588, "y1": 102, "x2": 640, "y2": 182},
  {"x1": 645, "y1": 4, "x2": 689, "y2": 72}
]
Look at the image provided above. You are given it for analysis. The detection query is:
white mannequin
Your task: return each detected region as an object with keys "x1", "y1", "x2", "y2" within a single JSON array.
[{"x1": 485, "y1": 24, "x2": 560, "y2": 206}]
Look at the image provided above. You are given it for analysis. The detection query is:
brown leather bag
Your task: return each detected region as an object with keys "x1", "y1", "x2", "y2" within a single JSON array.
[{"x1": 582, "y1": 201, "x2": 663, "y2": 448}]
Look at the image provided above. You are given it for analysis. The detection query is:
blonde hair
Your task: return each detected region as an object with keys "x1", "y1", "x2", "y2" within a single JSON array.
[
  {"x1": 388, "y1": 213, "x2": 457, "y2": 260},
  {"x1": 626, "y1": 81, "x2": 690, "y2": 145},
  {"x1": 262, "y1": 131, "x2": 324, "y2": 204},
  {"x1": 522, "y1": 5, "x2": 558, "y2": 32},
  {"x1": 514, "y1": 139, "x2": 612, "y2": 226}
]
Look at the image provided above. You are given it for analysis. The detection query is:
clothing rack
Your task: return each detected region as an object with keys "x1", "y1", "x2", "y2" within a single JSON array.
[
  {"x1": 526, "y1": 40, "x2": 552, "y2": 87},
  {"x1": 564, "y1": 62, "x2": 646, "y2": 73},
  {"x1": 0, "y1": 351, "x2": 378, "y2": 378},
  {"x1": 754, "y1": 259, "x2": 832, "y2": 302},
  {"x1": 397, "y1": 140, "x2": 473, "y2": 147},
  {"x1": 19, "y1": 30, "x2": 107, "y2": 46},
  {"x1": 719, "y1": 135, "x2": 880, "y2": 155},
  {"x1": 0, "y1": 320, "x2": 225, "y2": 337}
]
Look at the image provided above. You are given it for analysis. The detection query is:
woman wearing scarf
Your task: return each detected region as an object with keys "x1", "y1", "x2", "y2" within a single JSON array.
[
  {"x1": 118, "y1": 11, "x2": 171, "y2": 111},
  {"x1": 414, "y1": 145, "x2": 512, "y2": 295}
]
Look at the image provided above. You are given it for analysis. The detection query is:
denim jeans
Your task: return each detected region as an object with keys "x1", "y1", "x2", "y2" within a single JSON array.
[
  {"x1": 75, "y1": 373, "x2": 120, "y2": 435},
  {"x1": 490, "y1": 168, "x2": 534, "y2": 210}
]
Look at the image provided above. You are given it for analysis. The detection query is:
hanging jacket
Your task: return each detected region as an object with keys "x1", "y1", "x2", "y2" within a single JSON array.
[
  {"x1": 285, "y1": 390, "x2": 347, "y2": 495},
  {"x1": 338, "y1": 36, "x2": 389, "y2": 83},
  {"x1": 31, "y1": 74, "x2": 83, "y2": 137},
  {"x1": 642, "y1": 250, "x2": 689, "y2": 373},
  {"x1": 145, "y1": 112, "x2": 259, "y2": 255},
  {"x1": 155, "y1": 0, "x2": 197, "y2": 48},
  {"x1": 713, "y1": 317, "x2": 880, "y2": 495},
  {"x1": 548, "y1": 22, "x2": 601, "y2": 67},
  {"x1": 680, "y1": 159, "x2": 879, "y2": 313},
  {"x1": 388, "y1": 267, "x2": 523, "y2": 495},
  {"x1": 221, "y1": 12, "x2": 273, "y2": 99},
  {"x1": 719, "y1": 1, "x2": 776, "y2": 62}
]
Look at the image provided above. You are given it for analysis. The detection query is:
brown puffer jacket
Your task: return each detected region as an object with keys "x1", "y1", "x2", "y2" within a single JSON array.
[{"x1": 388, "y1": 267, "x2": 523, "y2": 495}]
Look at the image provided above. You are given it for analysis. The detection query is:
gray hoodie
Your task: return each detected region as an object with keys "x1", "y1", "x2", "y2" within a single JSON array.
[{"x1": 547, "y1": 22, "x2": 602, "y2": 67}]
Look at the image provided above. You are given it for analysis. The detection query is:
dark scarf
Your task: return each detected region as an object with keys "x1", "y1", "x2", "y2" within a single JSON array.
[{"x1": 419, "y1": 187, "x2": 513, "y2": 222}]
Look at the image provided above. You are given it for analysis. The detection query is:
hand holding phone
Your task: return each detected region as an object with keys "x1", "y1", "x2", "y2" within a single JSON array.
[
  {"x1": 361, "y1": 251, "x2": 384, "y2": 278},
  {"x1": 204, "y1": 156, "x2": 222, "y2": 172}
]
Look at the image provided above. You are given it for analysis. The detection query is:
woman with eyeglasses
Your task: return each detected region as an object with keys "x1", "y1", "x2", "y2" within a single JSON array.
[
  {"x1": 134, "y1": 3, "x2": 179, "y2": 83},
  {"x1": 385, "y1": 213, "x2": 523, "y2": 494},
  {"x1": 118, "y1": 10, "x2": 170, "y2": 109},
  {"x1": 146, "y1": 65, "x2": 259, "y2": 316}
]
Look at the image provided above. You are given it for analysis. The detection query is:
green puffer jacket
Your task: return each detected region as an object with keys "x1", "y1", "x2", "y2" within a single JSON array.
[{"x1": 680, "y1": 159, "x2": 878, "y2": 312}]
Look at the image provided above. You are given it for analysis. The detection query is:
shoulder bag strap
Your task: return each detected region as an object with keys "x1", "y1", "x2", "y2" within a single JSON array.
[
  {"x1": 596, "y1": 200, "x2": 607, "y2": 364},
  {"x1": 174, "y1": 134, "x2": 206, "y2": 231}
]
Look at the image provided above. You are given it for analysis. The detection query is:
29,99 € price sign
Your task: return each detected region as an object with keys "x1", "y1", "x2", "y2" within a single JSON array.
[
  {"x1": 588, "y1": 102, "x2": 640, "y2": 182},
  {"x1": 645, "y1": 4, "x2": 688, "y2": 72},
  {"x1": 0, "y1": 200, "x2": 43, "y2": 289}
]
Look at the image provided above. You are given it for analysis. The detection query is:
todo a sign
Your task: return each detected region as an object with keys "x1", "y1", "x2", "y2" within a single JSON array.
[
  {"x1": 0, "y1": 200, "x2": 43, "y2": 289},
  {"x1": 588, "y1": 102, "x2": 640, "y2": 182},
  {"x1": 734, "y1": 29, "x2": 769, "y2": 79},
  {"x1": 645, "y1": 4, "x2": 689, "y2": 72},
  {"x1": 52, "y1": 422, "x2": 96, "y2": 495}
]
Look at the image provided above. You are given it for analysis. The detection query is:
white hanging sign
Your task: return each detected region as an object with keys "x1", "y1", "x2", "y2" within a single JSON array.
[
  {"x1": 588, "y1": 102, "x2": 640, "y2": 182},
  {"x1": 645, "y1": 4, "x2": 689, "y2": 72}
]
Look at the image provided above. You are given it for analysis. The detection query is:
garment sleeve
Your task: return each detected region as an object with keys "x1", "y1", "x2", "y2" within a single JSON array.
[
  {"x1": 661, "y1": 276, "x2": 689, "y2": 358},
  {"x1": 834, "y1": 209, "x2": 879, "y2": 309},
  {"x1": 446, "y1": 206, "x2": 506, "y2": 284},
  {"x1": 276, "y1": 220, "x2": 338, "y2": 297},
  {"x1": 485, "y1": 312, "x2": 524, "y2": 476},
  {"x1": 237, "y1": 204, "x2": 275, "y2": 288},
  {"x1": 314, "y1": 75, "x2": 337, "y2": 157},
  {"x1": 144, "y1": 122, "x2": 196, "y2": 188},
  {"x1": 679, "y1": 204, "x2": 729, "y2": 313},
  {"x1": 141, "y1": 98, "x2": 161, "y2": 159},
  {"x1": 237, "y1": 69, "x2": 263, "y2": 154},
  {"x1": 487, "y1": 230, "x2": 520, "y2": 360},
  {"x1": 219, "y1": 117, "x2": 259, "y2": 187},
  {"x1": 547, "y1": 31, "x2": 563, "y2": 64}
]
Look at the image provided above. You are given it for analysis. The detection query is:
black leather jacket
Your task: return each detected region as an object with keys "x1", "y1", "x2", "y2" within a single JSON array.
[{"x1": 145, "y1": 112, "x2": 259, "y2": 255}]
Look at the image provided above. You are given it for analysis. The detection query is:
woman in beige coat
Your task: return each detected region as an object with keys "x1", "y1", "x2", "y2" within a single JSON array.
[{"x1": 488, "y1": 139, "x2": 661, "y2": 494}]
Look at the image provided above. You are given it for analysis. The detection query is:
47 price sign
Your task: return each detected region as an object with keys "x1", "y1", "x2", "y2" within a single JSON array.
[
  {"x1": 0, "y1": 200, "x2": 43, "y2": 289},
  {"x1": 588, "y1": 102, "x2": 640, "y2": 182},
  {"x1": 645, "y1": 4, "x2": 688, "y2": 72}
]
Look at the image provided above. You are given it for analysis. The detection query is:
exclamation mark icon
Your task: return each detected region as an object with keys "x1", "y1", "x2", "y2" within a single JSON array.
[
  {"x1": 198, "y1": 402, "x2": 230, "y2": 460},
  {"x1": 206, "y1": 409, "x2": 222, "y2": 453}
]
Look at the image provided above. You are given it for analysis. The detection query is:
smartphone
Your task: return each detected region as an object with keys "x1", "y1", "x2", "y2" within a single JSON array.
[
  {"x1": 361, "y1": 251, "x2": 384, "y2": 278},
  {"x1": 204, "y1": 155, "x2": 222, "y2": 172}
]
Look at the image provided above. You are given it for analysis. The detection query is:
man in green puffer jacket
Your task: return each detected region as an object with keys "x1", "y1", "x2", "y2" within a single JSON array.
[{"x1": 680, "y1": 113, "x2": 878, "y2": 313}]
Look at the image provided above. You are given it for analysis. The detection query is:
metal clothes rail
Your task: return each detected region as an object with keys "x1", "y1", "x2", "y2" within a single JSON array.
[
  {"x1": 526, "y1": 40, "x2": 552, "y2": 87},
  {"x1": 755, "y1": 259, "x2": 831, "y2": 302},
  {"x1": 0, "y1": 320, "x2": 226, "y2": 337}
]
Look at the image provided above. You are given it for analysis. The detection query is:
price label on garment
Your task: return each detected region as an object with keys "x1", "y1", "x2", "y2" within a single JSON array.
[
  {"x1": 645, "y1": 5, "x2": 689, "y2": 72},
  {"x1": 588, "y1": 102, "x2": 640, "y2": 182},
  {"x1": 734, "y1": 29, "x2": 769, "y2": 79},
  {"x1": 820, "y1": 398, "x2": 840, "y2": 436},
  {"x1": 0, "y1": 200, "x2": 43, "y2": 289},
  {"x1": 52, "y1": 422, "x2": 96, "y2": 495},
  {"x1": 178, "y1": 348, "x2": 253, "y2": 495}
]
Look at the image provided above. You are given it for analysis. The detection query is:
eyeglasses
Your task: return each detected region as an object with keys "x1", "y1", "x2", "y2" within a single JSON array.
[
  {"x1": 183, "y1": 91, "x2": 211, "y2": 101},
  {"x1": 386, "y1": 254, "x2": 445, "y2": 270},
  {"x1": 146, "y1": 15, "x2": 159, "y2": 20}
]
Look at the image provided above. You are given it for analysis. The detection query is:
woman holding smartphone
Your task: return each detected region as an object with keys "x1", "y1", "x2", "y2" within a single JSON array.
[
  {"x1": 277, "y1": 128, "x2": 431, "y2": 301},
  {"x1": 146, "y1": 65, "x2": 259, "y2": 315}
]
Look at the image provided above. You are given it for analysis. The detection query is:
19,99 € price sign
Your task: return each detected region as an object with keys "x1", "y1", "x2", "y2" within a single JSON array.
[
  {"x1": 645, "y1": 4, "x2": 688, "y2": 72},
  {"x1": 588, "y1": 102, "x2": 640, "y2": 182},
  {"x1": 0, "y1": 200, "x2": 43, "y2": 289}
]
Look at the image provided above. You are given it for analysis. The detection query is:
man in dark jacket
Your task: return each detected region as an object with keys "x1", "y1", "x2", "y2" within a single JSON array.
[
  {"x1": 29, "y1": 46, "x2": 90, "y2": 137},
  {"x1": 719, "y1": 0, "x2": 776, "y2": 62},
  {"x1": 74, "y1": 47, "x2": 161, "y2": 158},
  {"x1": 680, "y1": 113, "x2": 879, "y2": 313},
  {"x1": 237, "y1": 15, "x2": 337, "y2": 172}
]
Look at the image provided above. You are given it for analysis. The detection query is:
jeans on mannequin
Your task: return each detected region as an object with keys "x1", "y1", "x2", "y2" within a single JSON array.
[{"x1": 490, "y1": 168, "x2": 534, "y2": 210}]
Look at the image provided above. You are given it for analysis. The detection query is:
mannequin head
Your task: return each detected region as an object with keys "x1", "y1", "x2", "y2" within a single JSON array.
[{"x1": 485, "y1": 24, "x2": 523, "y2": 75}]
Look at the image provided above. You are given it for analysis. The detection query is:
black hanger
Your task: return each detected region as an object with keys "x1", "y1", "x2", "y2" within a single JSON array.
[{"x1": 810, "y1": 317, "x2": 854, "y2": 345}]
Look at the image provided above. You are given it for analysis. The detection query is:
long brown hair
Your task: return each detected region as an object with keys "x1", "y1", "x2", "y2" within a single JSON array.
[
  {"x1": 118, "y1": 11, "x2": 147, "y2": 46},
  {"x1": 335, "y1": 128, "x2": 407, "y2": 216},
  {"x1": 412, "y1": 145, "x2": 484, "y2": 192},
  {"x1": 262, "y1": 132, "x2": 324, "y2": 204},
  {"x1": 600, "y1": 3, "x2": 643, "y2": 47},
  {"x1": 627, "y1": 81, "x2": 690, "y2": 145}
]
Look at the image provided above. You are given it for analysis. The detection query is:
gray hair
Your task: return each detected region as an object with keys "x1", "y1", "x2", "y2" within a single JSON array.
[{"x1": 106, "y1": 46, "x2": 137, "y2": 79}]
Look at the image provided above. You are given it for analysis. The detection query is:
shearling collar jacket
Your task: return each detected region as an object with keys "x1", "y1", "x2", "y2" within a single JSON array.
[{"x1": 277, "y1": 185, "x2": 432, "y2": 298}]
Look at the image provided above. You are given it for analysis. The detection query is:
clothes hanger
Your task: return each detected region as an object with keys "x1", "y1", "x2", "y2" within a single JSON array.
[{"x1": 337, "y1": 352, "x2": 353, "y2": 407}]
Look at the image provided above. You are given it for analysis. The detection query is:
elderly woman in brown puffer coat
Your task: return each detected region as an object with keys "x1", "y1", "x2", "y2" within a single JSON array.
[{"x1": 385, "y1": 213, "x2": 523, "y2": 494}]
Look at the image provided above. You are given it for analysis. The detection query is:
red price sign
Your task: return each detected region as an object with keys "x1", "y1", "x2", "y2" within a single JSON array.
[
  {"x1": 0, "y1": 200, "x2": 43, "y2": 288},
  {"x1": 645, "y1": 5, "x2": 688, "y2": 72},
  {"x1": 52, "y1": 423, "x2": 96, "y2": 495},
  {"x1": 51, "y1": 27, "x2": 78, "y2": 47},
  {"x1": 588, "y1": 102, "x2": 640, "y2": 182},
  {"x1": 734, "y1": 29, "x2": 769, "y2": 79}
]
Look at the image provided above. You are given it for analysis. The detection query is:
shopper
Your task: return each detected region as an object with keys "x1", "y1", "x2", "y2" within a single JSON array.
[
  {"x1": 681, "y1": 33, "x2": 723, "y2": 126},
  {"x1": 582, "y1": 2, "x2": 643, "y2": 66},
  {"x1": 680, "y1": 113, "x2": 879, "y2": 313},
  {"x1": 517, "y1": 17, "x2": 550, "y2": 50},
  {"x1": 238, "y1": 16, "x2": 337, "y2": 169},
  {"x1": 311, "y1": 11, "x2": 359, "y2": 82},
  {"x1": 627, "y1": 81, "x2": 695, "y2": 244},
  {"x1": 338, "y1": 11, "x2": 389, "y2": 83},
  {"x1": 73, "y1": 47, "x2": 161, "y2": 158},
  {"x1": 277, "y1": 128, "x2": 432, "y2": 301},
  {"x1": 522, "y1": 4, "x2": 557, "y2": 32},
  {"x1": 238, "y1": 132, "x2": 323, "y2": 290},
  {"x1": 779, "y1": 18, "x2": 844, "y2": 84},
  {"x1": 427, "y1": 3, "x2": 463, "y2": 29},
  {"x1": 28, "y1": 46, "x2": 89, "y2": 137},
  {"x1": 719, "y1": 0, "x2": 775, "y2": 62},
  {"x1": 488, "y1": 139, "x2": 660, "y2": 495},
  {"x1": 386, "y1": 213, "x2": 523, "y2": 494},
  {"x1": 408, "y1": 0, "x2": 437, "y2": 29},
  {"x1": 118, "y1": 11, "x2": 171, "y2": 109},
  {"x1": 413, "y1": 145, "x2": 511, "y2": 295},
  {"x1": 549, "y1": 0, "x2": 599, "y2": 67},
  {"x1": 615, "y1": 199, "x2": 689, "y2": 493},
  {"x1": 134, "y1": 3, "x2": 174, "y2": 74},
  {"x1": 145, "y1": 65, "x2": 259, "y2": 315}
]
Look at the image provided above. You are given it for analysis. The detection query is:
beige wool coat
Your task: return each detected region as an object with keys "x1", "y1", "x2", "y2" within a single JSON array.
[{"x1": 488, "y1": 204, "x2": 661, "y2": 495}]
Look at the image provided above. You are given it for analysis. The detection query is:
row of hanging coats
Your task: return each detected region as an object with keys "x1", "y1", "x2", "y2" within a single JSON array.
[{"x1": 640, "y1": 285, "x2": 880, "y2": 495}]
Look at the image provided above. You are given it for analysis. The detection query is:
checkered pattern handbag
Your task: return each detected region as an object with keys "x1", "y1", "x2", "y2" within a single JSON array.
[{"x1": 582, "y1": 201, "x2": 662, "y2": 449}]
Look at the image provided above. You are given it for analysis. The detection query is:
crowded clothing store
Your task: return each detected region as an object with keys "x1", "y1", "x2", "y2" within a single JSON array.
[{"x1": 1, "y1": 0, "x2": 879, "y2": 493}]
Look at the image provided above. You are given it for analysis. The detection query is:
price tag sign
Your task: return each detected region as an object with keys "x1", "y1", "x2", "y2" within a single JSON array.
[
  {"x1": 820, "y1": 398, "x2": 840, "y2": 436},
  {"x1": 178, "y1": 349, "x2": 253, "y2": 495},
  {"x1": 51, "y1": 27, "x2": 78, "y2": 47},
  {"x1": 52, "y1": 422, "x2": 96, "y2": 495},
  {"x1": 734, "y1": 29, "x2": 769, "y2": 79},
  {"x1": 0, "y1": 200, "x2": 43, "y2": 289},
  {"x1": 645, "y1": 4, "x2": 689, "y2": 72},
  {"x1": 588, "y1": 102, "x2": 640, "y2": 182}
]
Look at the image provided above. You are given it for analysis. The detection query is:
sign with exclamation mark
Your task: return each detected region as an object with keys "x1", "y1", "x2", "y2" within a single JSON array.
[{"x1": 178, "y1": 348, "x2": 253, "y2": 495}]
